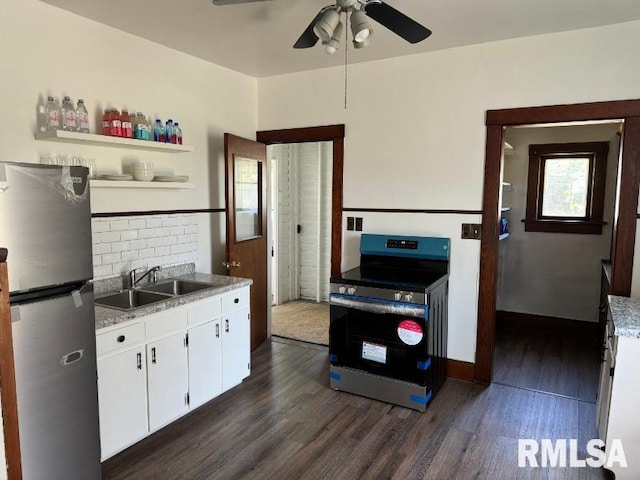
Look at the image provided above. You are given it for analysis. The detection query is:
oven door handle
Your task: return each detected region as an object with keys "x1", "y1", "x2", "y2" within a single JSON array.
[{"x1": 330, "y1": 295, "x2": 426, "y2": 318}]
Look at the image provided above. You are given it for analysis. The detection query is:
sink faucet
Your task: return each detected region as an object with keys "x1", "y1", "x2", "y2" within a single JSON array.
[{"x1": 129, "y1": 266, "x2": 161, "y2": 288}]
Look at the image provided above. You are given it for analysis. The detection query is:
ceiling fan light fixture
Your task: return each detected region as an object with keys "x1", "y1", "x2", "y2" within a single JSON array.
[
  {"x1": 313, "y1": 9, "x2": 340, "y2": 43},
  {"x1": 350, "y1": 9, "x2": 372, "y2": 43},
  {"x1": 352, "y1": 36, "x2": 371, "y2": 49},
  {"x1": 322, "y1": 21, "x2": 343, "y2": 54}
]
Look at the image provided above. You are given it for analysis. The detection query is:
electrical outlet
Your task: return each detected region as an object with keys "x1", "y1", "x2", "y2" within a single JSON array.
[
  {"x1": 347, "y1": 217, "x2": 355, "y2": 231},
  {"x1": 461, "y1": 223, "x2": 482, "y2": 239},
  {"x1": 355, "y1": 217, "x2": 363, "y2": 231}
]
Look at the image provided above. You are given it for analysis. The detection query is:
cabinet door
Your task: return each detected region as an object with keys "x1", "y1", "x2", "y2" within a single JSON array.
[
  {"x1": 97, "y1": 348, "x2": 148, "y2": 460},
  {"x1": 188, "y1": 320, "x2": 222, "y2": 409},
  {"x1": 147, "y1": 332, "x2": 189, "y2": 432},
  {"x1": 222, "y1": 308, "x2": 251, "y2": 391}
]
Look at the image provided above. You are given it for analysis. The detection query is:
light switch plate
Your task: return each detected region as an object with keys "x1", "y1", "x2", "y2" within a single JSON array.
[
  {"x1": 461, "y1": 223, "x2": 482, "y2": 239},
  {"x1": 347, "y1": 217, "x2": 355, "y2": 231}
]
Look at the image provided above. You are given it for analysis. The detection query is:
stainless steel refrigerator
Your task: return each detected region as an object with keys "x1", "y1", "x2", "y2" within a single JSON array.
[{"x1": 0, "y1": 162, "x2": 101, "y2": 479}]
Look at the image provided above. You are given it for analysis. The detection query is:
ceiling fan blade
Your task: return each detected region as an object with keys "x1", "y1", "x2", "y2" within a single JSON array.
[
  {"x1": 364, "y1": 2, "x2": 432, "y2": 44},
  {"x1": 293, "y1": 10, "x2": 324, "y2": 49},
  {"x1": 212, "y1": 0, "x2": 271, "y2": 5}
]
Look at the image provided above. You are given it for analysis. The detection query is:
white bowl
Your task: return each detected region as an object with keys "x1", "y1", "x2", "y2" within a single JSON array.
[{"x1": 133, "y1": 171, "x2": 154, "y2": 181}]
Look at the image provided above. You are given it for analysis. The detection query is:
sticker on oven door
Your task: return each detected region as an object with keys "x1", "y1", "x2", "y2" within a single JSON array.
[
  {"x1": 362, "y1": 341, "x2": 387, "y2": 364},
  {"x1": 397, "y1": 320, "x2": 423, "y2": 346}
]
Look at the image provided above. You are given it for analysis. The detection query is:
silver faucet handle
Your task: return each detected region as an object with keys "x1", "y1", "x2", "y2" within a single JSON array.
[{"x1": 151, "y1": 266, "x2": 162, "y2": 283}]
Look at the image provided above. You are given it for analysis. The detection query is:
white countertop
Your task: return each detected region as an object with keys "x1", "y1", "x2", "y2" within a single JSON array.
[{"x1": 608, "y1": 295, "x2": 640, "y2": 338}]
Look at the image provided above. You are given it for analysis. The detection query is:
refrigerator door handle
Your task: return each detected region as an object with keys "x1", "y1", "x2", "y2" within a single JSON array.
[{"x1": 61, "y1": 349, "x2": 85, "y2": 366}]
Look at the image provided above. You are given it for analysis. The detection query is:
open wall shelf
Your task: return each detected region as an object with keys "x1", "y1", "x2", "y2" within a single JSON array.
[
  {"x1": 90, "y1": 180, "x2": 195, "y2": 189},
  {"x1": 35, "y1": 130, "x2": 194, "y2": 153}
]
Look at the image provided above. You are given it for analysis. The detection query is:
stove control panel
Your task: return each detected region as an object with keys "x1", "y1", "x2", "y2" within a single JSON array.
[
  {"x1": 330, "y1": 283, "x2": 426, "y2": 305},
  {"x1": 386, "y1": 239, "x2": 418, "y2": 250}
]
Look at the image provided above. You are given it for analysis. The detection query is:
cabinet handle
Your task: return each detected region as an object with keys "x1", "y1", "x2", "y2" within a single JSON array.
[
  {"x1": 216, "y1": 323, "x2": 220, "y2": 338},
  {"x1": 117, "y1": 335, "x2": 125, "y2": 343},
  {"x1": 225, "y1": 319, "x2": 230, "y2": 333},
  {"x1": 137, "y1": 352, "x2": 142, "y2": 370},
  {"x1": 152, "y1": 347, "x2": 157, "y2": 364},
  {"x1": 234, "y1": 298, "x2": 239, "y2": 304}
]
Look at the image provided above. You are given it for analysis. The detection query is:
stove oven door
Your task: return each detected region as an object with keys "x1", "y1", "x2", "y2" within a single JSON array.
[{"x1": 329, "y1": 295, "x2": 432, "y2": 386}]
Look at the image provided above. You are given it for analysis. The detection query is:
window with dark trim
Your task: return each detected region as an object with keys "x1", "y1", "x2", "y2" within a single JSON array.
[{"x1": 524, "y1": 142, "x2": 609, "y2": 234}]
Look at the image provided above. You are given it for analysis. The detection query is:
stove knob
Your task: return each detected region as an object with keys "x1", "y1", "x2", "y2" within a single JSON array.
[
  {"x1": 404, "y1": 293, "x2": 414, "y2": 302},
  {"x1": 394, "y1": 291, "x2": 403, "y2": 301},
  {"x1": 347, "y1": 286, "x2": 357, "y2": 295},
  {"x1": 338, "y1": 285, "x2": 347, "y2": 294}
]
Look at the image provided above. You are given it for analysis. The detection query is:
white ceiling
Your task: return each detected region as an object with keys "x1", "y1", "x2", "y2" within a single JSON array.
[{"x1": 41, "y1": 0, "x2": 640, "y2": 78}]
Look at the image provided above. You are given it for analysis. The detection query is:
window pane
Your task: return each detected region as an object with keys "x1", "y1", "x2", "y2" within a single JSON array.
[
  {"x1": 234, "y1": 157, "x2": 261, "y2": 241},
  {"x1": 541, "y1": 157, "x2": 589, "y2": 218}
]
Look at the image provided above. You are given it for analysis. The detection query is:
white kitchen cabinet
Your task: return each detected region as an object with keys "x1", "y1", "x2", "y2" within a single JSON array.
[
  {"x1": 97, "y1": 285, "x2": 251, "y2": 460},
  {"x1": 188, "y1": 320, "x2": 222, "y2": 409},
  {"x1": 97, "y1": 347, "x2": 148, "y2": 460},
  {"x1": 597, "y1": 296, "x2": 640, "y2": 479},
  {"x1": 147, "y1": 331, "x2": 189, "y2": 432},
  {"x1": 222, "y1": 307, "x2": 251, "y2": 391}
]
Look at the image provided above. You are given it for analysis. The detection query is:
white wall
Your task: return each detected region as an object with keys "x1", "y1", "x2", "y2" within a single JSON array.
[
  {"x1": 297, "y1": 142, "x2": 332, "y2": 302},
  {"x1": 257, "y1": 20, "x2": 640, "y2": 362},
  {"x1": 273, "y1": 142, "x2": 332, "y2": 303},
  {"x1": 498, "y1": 124, "x2": 620, "y2": 321},
  {"x1": 0, "y1": 0, "x2": 258, "y2": 275}
]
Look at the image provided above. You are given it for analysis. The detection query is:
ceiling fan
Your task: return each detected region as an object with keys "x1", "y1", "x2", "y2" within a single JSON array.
[{"x1": 212, "y1": 0, "x2": 432, "y2": 53}]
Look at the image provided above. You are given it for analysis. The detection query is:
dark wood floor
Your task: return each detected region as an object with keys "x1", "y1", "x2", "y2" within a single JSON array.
[
  {"x1": 103, "y1": 338, "x2": 609, "y2": 480},
  {"x1": 493, "y1": 317, "x2": 601, "y2": 402}
]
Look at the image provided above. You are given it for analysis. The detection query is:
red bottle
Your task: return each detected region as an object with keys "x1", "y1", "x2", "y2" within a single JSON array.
[
  {"x1": 109, "y1": 109, "x2": 122, "y2": 137},
  {"x1": 102, "y1": 109, "x2": 111, "y2": 136},
  {"x1": 121, "y1": 110, "x2": 133, "y2": 138}
]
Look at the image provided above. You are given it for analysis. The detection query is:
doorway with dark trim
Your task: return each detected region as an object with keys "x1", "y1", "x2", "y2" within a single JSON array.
[
  {"x1": 475, "y1": 99, "x2": 640, "y2": 385},
  {"x1": 256, "y1": 125, "x2": 345, "y2": 346},
  {"x1": 492, "y1": 122, "x2": 621, "y2": 401}
]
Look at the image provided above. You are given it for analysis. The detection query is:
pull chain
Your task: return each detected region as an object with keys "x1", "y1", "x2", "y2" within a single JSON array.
[{"x1": 344, "y1": 11, "x2": 349, "y2": 110}]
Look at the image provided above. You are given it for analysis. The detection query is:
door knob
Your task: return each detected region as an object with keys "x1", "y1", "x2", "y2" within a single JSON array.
[{"x1": 222, "y1": 261, "x2": 241, "y2": 269}]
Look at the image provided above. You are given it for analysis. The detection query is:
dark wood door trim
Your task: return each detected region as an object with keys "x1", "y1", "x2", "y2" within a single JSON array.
[
  {"x1": 257, "y1": 124, "x2": 345, "y2": 276},
  {"x1": 476, "y1": 99, "x2": 640, "y2": 385},
  {"x1": 257, "y1": 125, "x2": 345, "y2": 144},
  {"x1": 0, "y1": 249, "x2": 23, "y2": 479},
  {"x1": 486, "y1": 99, "x2": 640, "y2": 126},
  {"x1": 475, "y1": 125, "x2": 504, "y2": 385}
]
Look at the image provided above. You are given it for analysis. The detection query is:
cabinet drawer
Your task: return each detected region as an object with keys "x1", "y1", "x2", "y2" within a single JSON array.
[
  {"x1": 188, "y1": 296, "x2": 222, "y2": 328},
  {"x1": 97, "y1": 323, "x2": 145, "y2": 358},
  {"x1": 222, "y1": 288, "x2": 249, "y2": 313},
  {"x1": 145, "y1": 308, "x2": 188, "y2": 341}
]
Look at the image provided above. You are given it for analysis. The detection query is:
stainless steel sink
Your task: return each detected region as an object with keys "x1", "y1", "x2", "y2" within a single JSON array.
[
  {"x1": 140, "y1": 279, "x2": 213, "y2": 296},
  {"x1": 95, "y1": 289, "x2": 173, "y2": 311}
]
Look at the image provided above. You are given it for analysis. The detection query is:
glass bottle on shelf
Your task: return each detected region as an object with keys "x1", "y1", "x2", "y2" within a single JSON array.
[
  {"x1": 61, "y1": 96, "x2": 77, "y2": 131},
  {"x1": 76, "y1": 99, "x2": 90, "y2": 133},
  {"x1": 44, "y1": 96, "x2": 61, "y2": 131}
]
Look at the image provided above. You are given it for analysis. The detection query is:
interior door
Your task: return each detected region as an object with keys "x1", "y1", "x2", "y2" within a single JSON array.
[{"x1": 224, "y1": 133, "x2": 268, "y2": 350}]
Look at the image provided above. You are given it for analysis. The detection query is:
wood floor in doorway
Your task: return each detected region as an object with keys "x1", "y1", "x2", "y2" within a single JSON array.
[
  {"x1": 272, "y1": 300, "x2": 329, "y2": 345},
  {"x1": 103, "y1": 338, "x2": 611, "y2": 480},
  {"x1": 493, "y1": 313, "x2": 601, "y2": 403}
]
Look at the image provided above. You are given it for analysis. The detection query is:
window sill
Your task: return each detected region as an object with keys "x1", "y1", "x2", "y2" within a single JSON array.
[{"x1": 522, "y1": 219, "x2": 604, "y2": 234}]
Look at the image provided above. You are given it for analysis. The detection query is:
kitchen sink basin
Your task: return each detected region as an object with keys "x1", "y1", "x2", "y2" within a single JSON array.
[
  {"x1": 95, "y1": 289, "x2": 173, "y2": 311},
  {"x1": 140, "y1": 279, "x2": 213, "y2": 296}
]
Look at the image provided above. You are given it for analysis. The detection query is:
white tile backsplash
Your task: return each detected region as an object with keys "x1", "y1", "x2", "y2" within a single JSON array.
[{"x1": 92, "y1": 214, "x2": 199, "y2": 280}]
